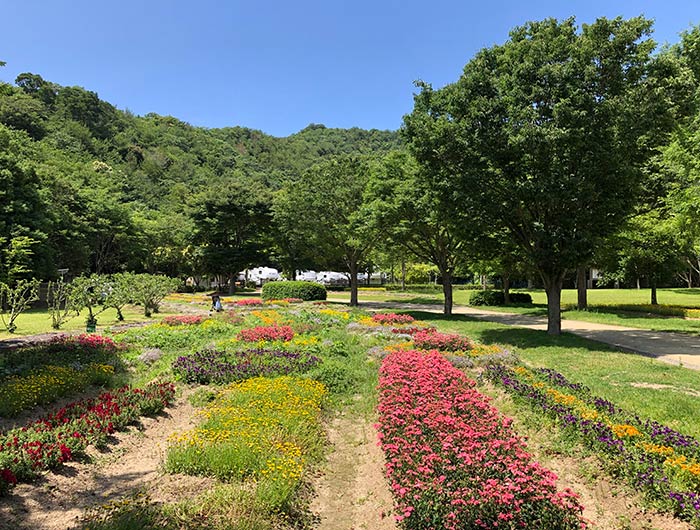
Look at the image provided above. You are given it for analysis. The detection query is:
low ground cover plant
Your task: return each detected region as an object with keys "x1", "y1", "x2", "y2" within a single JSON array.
[
  {"x1": 166, "y1": 376, "x2": 326, "y2": 517},
  {"x1": 237, "y1": 324, "x2": 295, "y2": 343},
  {"x1": 411, "y1": 328, "x2": 473, "y2": 352},
  {"x1": 0, "y1": 382, "x2": 175, "y2": 495},
  {"x1": 487, "y1": 364, "x2": 700, "y2": 527},
  {"x1": 371, "y1": 312, "x2": 415, "y2": 325},
  {"x1": 172, "y1": 347, "x2": 321, "y2": 384},
  {"x1": 0, "y1": 363, "x2": 115, "y2": 416},
  {"x1": 161, "y1": 314, "x2": 208, "y2": 326},
  {"x1": 377, "y1": 349, "x2": 585, "y2": 529}
]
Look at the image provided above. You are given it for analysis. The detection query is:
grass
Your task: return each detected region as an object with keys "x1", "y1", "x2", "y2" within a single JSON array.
[
  {"x1": 0, "y1": 305, "x2": 165, "y2": 340},
  {"x1": 410, "y1": 311, "x2": 700, "y2": 439},
  {"x1": 328, "y1": 288, "x2": 700, "y2": 335}
]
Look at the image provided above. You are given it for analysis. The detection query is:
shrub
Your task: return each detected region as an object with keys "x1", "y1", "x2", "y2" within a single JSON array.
[
  {"x1": 371, "y1": 313, "x2": 415, "y2": 325},
  {"x1": 469, "y1": 290, "x2": 505, "y2": 306},
  {"x1": 469, "y1": 290, "x2": 533, "y2": 306},
  {"x1": 261, "y1": 281, "x2": 326, "y2": 301}
]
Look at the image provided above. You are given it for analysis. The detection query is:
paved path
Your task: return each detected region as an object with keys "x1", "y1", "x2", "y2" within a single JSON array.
[{"x1": 328, "y1": 298, "x2": 700, "y2": 371}]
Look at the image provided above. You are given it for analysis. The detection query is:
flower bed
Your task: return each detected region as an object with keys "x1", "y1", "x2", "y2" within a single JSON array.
[
  {"x1": 0, "y1": 382, "x2": 175, "y2": 495},
  {"x1": 167, "y1": 376, "x2": 326, "y2": 512},
  {"x1": 172, "y1": 347, "x2": 321, "y2": 384},
  {"x1": 377, "y1": 350, "x2": 585, "y2": 529},
  {"x1": 372, "y1": 313, "x2": 415, "y2": 325},
  {"x1": 0, "y1": 363, "x2": 115, "y2": 416},
  {"x1": 233, "y1": 298, "x2": 264, "y2": 306},
  {"x1": 411, "y1": 328, "x2": 472, "y2": 352},
  {"x1": 161, "y1": 314, "x2": 208, "y2": 326},
  {"x1": 237, "y1": 324, "x2": 295, "y2": 342},
  {"x1": 487, "y1": 365, "x2": 700, "y2": 527}
]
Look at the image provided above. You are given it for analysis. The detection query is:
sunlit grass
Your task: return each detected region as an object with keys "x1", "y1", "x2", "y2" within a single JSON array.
[
  {"x1": 411, "y1": 311, "x2": 700, "y2": 439},
  {"x1": 0, "y1": 305, "x2": 166, "y2": 340}
]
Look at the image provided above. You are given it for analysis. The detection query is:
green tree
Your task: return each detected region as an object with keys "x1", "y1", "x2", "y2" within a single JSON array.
[
  {"x1": 404, "y1": 17, "x2": 690, "y2": 334},
  {"x1": 0, "y1": 278, "x2": 39, "y2": 333},
  {"x1": 279, "y1": 156, "x2": 375, "y2": 306},
  {"x1": 367, "y1": 151, "x2": 466, "y2": 314},
  {"x1": 190, "y1": 180, "x2": 271, "y2": 292}
]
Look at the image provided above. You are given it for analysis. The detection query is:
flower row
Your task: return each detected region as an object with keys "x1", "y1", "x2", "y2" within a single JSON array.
[
  {"x1": 0, "y1": 363, "x2": 115, "y2": 416},
  {"x1": 487, "y1": 365, "x2": 700, "y2": 527},
  {"x1": 0, "y1": 382, "x2": 175, "y2": 495},
  {"x1": 377, "y1": 350, "x2": 585, "y2": 529},
  {"x1": 172, "y1": 347, "x2": 321, "y2": 384},
  {"x1": 237, "y1": 324, "x2": 295, "y2": 342},
  {"x1": 166, "y1": 376, "x2": 326, "y2": 512},
  {"x1": 371, "y1": 312, "x2": 415, "y2": 325}
]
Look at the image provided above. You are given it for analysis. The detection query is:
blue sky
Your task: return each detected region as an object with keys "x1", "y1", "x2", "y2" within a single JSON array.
[{"x1": 1, "y1": 0, "x2": 698, "y2": 136}]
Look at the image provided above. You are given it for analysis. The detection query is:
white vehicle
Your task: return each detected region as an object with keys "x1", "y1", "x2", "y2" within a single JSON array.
[
  {"x1": 240, "y1": 267, "x2": 281, "y2": 286},
  {"x1": 296, "y1": 270, "x2": 318, "y2": 281},
  {"x1": 316, "y1": 271, "x2": 349, "y2": 287}
]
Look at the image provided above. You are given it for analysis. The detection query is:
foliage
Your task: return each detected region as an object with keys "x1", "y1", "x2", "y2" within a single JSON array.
[
  {"x1": 403, "y1": 16, "x2": 693, "y2": 333},
  {"x1": 274, "y1": 156, "x2": 376, "y2": 306},
  {"x1": 487, "y1": 365, "x2": 700, "y2": 526},
  {"x1": 0, "y1": 277, "x2": 40, "y2": 333},
  {"x1": 469, "y1": 290, "x2": 533, "y2": 306},
  {"x1": 103, "y1": 272, "x2": 135, "y2": 321},
  {"x1": 377, "y1": 350, "x2": 585, "y2": 529},
  {"x1": 129, "y1": 274, "x2": 180, "y2": 316},
  {"x1": 70, "y1": 274, "x2": 108, "y2": 326},
  {"x1": 261, "y1": 281, "x2": 327, "y2": 301}
]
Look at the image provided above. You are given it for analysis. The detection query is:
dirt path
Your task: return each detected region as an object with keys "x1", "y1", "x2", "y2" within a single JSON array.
[
  {"x1": 311, "y1": 412, "x2": 397, "y2": 530},
  {"x1": 0, "y1": 393, "x2": 210, "y2": 530}
]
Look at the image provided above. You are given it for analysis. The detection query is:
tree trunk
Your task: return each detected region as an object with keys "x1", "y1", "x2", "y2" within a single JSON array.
[
  {"x1": 577, "y1": 266, "x2": 588, "y2": 310},
  {"x1": 543, "y1": 273, "x2": 564, "y2": 335},
  {"x1": 441, "y1": 269, "x2": 453, "y2": 315},
  {"x1": 349, "y1": 260, "x2": 359, "y2": 307},
  {"x1": 401, "y1": 259, "x2": 406, "y2": 291},
  {"x1": 636, "y1": 277, "x2": 641, "y2": 290},
  {"x1": 503, "y1": 274, "x2": 511, "y2": 305},
  {"x1": 650, "y1": 277, "x2": 658, "y2": 305}
]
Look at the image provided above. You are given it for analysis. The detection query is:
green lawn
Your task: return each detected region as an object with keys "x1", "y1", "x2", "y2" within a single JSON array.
[
  {"x1": 0, "y1": 305, "x2": 163, "y2": 340},
  {"x1": 411, "y1": 311, "x2": 700, "y2": 439},
  {"x1": 329, "y1": 288, "x2": 700, "y2": 335}
]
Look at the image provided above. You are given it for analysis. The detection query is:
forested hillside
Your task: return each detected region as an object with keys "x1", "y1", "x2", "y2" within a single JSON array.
[{"x1": 0, "y1": 70, "x2": 400, "y2": 281}]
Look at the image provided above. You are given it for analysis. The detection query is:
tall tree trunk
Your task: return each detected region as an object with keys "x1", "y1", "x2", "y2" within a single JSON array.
[
  {"x1": 349, "y1": 260, "x2": 359, "y2": 307},
  {"x1": 400, "y1": 259, "x2": 406, "y2": 291},
  {"x1": 542, "y1": 273, "x2": 564, "y2": 335},
  {"x1": 650, "y1": 276, "x2": 658, "y2": 305},
  {"x1": 636, "y1": 277, "x2": 641, "y2": 290},
  {"x1": 503, "y1": 273, "x2": 511, "y2": 305},
  {"x1": 577, "y1": 266, "x2": 588, "y2": 310},
  {"x1": 441, "y1": 268, "x2": 453, "y2": 315}
]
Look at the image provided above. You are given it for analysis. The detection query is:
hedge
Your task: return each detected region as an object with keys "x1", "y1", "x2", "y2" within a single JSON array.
[
  {"x1": 469, "y1": 290, "x2": 532, "y2": 306},
  {"x1": 261, "y1": 281, "x2": 327, "y2": 301}
]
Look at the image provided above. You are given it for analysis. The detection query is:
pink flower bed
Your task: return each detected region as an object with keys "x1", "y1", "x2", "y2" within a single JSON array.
[
  {"x1": 372, "y1": 313, "x2": 415, "y2": 325},
  {"x1": 162, "y1": 314, "x2": 207, "y2": 326},
  {"x1": 237, "y1": 324, "x2": 295, "y2": 342},
  {"x1": 412, "y1": 328, "x2": 472, "y2": 351},
  {"x1": 377, "y1": 350, "x2": 586, "y2": 529},
  {"x1": 233, "y1": 298, "x2": 264, "y2": 306}
]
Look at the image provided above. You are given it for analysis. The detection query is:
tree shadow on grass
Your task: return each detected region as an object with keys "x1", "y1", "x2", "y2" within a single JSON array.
[{"x1": 405, "y1": 311, "x2": 621, "y2": 353}]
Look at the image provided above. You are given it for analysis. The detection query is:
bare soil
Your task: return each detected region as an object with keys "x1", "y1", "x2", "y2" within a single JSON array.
[
  {"x1": 0, "y1": 393, "x2": 211, "y2": 530},
  {"x1": 310, "y1": 411, "x2": 398, "y2": 530}
]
